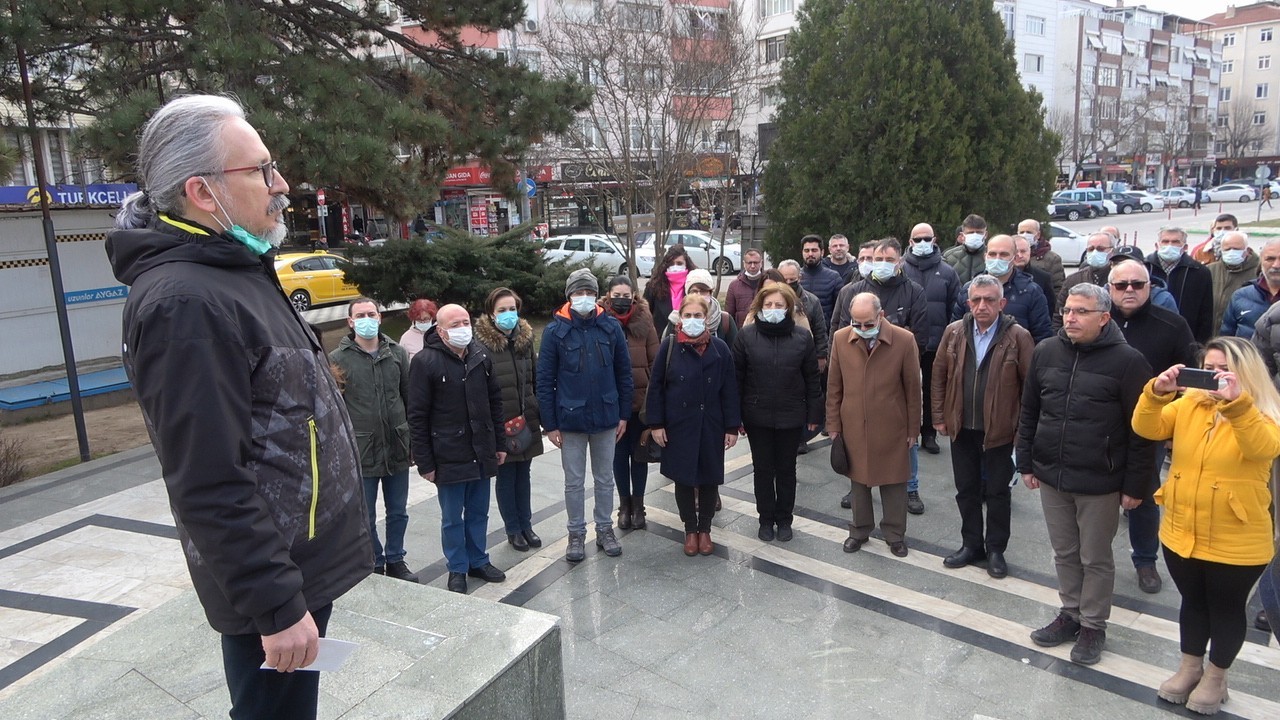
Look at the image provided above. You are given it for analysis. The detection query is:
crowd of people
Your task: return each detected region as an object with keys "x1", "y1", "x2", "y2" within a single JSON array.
[{"x1": 108, "y1": 93, "x2": 1279, "y2": 718}]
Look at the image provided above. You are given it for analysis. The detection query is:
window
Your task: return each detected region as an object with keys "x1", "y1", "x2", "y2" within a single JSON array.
[
  {"x1": 578, "y1": 58, "x2": 604, "y2": 86},
  {"x1": 1224, "y1": 60, "x2": 1235, "y2": 73},
  {"x1": 759, "y1": 0, "x2": 793, "y2": 17},
  {"x1": 1255, "y1": 112, "x2": 1268, "y2": 126},
  {"x1": 1025, "y1": 15, "x2": 1046, "y2": 36},
  {"x1": 1264, "y1": 56, "x2": 1274, "y2": 70},
  {"x1": 1170, "y1": 47, "x2": 1180, "y2": 64},
  {"x1": 623, "y1": 63, "x2": 661, "y2": 89},
  {"x1": 1252, "y1": 140, "x2": 1265, "y2": 151},
  {"x1": 45, "y1": 129, "x2": 68, "y2": 184},
  {"x1": 716, "y1": 129, "x2": 740, "y2": 151},
  {"x1": 1099, "y1": 66, "x2": 1117, "y2": 86},
  {"x1": 1217, "y1": 114, "x2": 1230, "y2": 128},
  {"x1": 3, "y1": 129, "x2": 29, "y2": 185},
  {"x1": 619, "y1": 3, "x2": 660, "y2": 30},
  {"x1": 1220, "y1": 87, "x2": 1233, "y2": 102},
  {"x1": 676, "y1": 7, "x2": 726, "y2": 39},
  {"x1": 758, "y1": 122, "x2": 778, "y2": 160},
  {"x1": 628, "y1": 118, "x2": 660, "y2": 150},
  {"x1": 1259, "y1": 83, "x2": 1270, "y2": 99},
  {"x1": 1123, "y1": 69, "x2": 1133, "y2": 88},
  {"x1": 1083, "y1": 66, "x2": 1096, "y2": 84},
  {"x1": 1215, "y1": 140, "x2": 1229, "y2": 154},
  {"x1": 1264, "y1": 28, "x2": 1274, "y2": 42},
  {"x1": 760, "y1": 85, "x2": 781, "y2": 107},
  {"x1": 517, "y1": 51, "x2": 541, "y2": 73},
  {"x1": 571, "y1": 116, "x2": 605, "y2": 148},
  {"x1": 761, "y1": 36, "x2": 787, "y2": 64},
  {"x1": 563, "y1": 237, "x2": 585, "y2": 252},
  {"x1": 1024, "y1": 54, "x2": 1044, "y2": 73},
  {"x1": 1224, "y1": 33, "x2": 1237, "y2": 47},
  {"x1": 1100, "y1": 101, "x2": 1116, "y2": 120},
  {"x1": 1001, "y1": 4, "x2": 1014, "y2": 40},
  {"x1": 589, "y1": 239, "x2": 615, "y2": 254}
]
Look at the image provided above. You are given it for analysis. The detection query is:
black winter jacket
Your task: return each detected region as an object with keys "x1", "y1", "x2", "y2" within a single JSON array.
[
  {"x1": 1110, "y1": 301, "x2": 1199, "y2": 376},
  {"x1": 107, "y1": 213, "x2": 371, "y2": 637},
  {"x1": 833, "y1": 272, "x2": 929, "y2": 352},
  {"x1": 800, "y1": 262, "x2": 844, "y2": 324},
  {"x1": 732, "y1": 318, "x2": 822, "y2": 429},
  {"x1": 407, "y1": 331, "x2": 505, "y2": 484},
  {"x1": 1146, "y1": 251, "x2": 1215, "y2": 343},
  {"x1": 903, "y1": 250, "x2": 961, "y2": 352},
  {"x1": 473, "y1": 315, "x2": 545, "y2": 463},
  {"x1": 1016, "y1": 322, "x2": 1155, "y2": 497}
]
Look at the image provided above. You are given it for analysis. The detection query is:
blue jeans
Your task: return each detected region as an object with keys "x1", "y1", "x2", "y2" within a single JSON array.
[
  {"x1": 436, "y1": 479, "x2": 492, "y2": 574},
  {"x1": 495, "y1": 460, "x2": 533, "y2": 536},
  {"x1": 561, "y1": 429, "x2": 616, "y2": 534},
  {"x1": 362, "y1": 469, "x2": 410, "y2": 566},
  {"x1": 613, "y1": 412, "x2": 649, "y2": 496},
  {"x1": 1129, "y1": 444, "x2": 1168, "y2": 568},
  {"x1": 908, "y1": 444, "x2": 919, "y2": 493}
]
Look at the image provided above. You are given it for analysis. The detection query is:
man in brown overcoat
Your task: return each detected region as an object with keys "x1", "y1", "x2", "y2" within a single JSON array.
[{"x1": 827, "y1": 292, "x2": 922, "y2": 557}]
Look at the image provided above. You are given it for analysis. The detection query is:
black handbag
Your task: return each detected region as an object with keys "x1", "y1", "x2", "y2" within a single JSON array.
[
  {"x1": 638, "y1": 428, "x2": 663, "y2": 463},
  {"x1": 830, "y1": 437, "x2": 850, "y2": 475}
]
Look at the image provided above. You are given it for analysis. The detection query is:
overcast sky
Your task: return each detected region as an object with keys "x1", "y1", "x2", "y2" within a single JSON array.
[{"x1": 1112, "y1": 1, "x2": 1237, "y2": 21}]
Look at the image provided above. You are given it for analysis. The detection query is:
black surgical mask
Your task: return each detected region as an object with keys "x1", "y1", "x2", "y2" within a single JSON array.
[{"x1": 610, "y1": 297, "x2": 633, "y2": 314}]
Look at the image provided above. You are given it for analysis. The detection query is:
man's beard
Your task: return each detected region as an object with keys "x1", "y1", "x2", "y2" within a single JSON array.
[
  {"x1": 804, "y1": 257, "x2": 819, "y2": 267},
  {"x1": 262, "y1": 194, "x2": 291, "y2": 247}
]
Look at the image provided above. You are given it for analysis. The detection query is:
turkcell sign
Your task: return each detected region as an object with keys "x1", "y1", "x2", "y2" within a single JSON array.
[
  {"x1": 64, "y1": 286, "x2": 128, "y2": 305},
  {"x1": 0, "y1": 183, "x2": 139, "y2": 207}
]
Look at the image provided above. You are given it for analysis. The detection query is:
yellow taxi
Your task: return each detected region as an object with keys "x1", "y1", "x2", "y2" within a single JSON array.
[{"x1": 274, "y1": 251, "x2": 362, "y2": 311}]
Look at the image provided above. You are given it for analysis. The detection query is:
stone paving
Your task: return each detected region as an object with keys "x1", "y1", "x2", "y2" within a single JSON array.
[{"x1": 1, "y1": 438, "x2": 1278, "y2": 718}]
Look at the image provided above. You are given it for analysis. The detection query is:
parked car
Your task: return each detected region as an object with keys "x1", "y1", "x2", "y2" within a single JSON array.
[
  {"x1": 1047, "y1": 222, "x2": 1086, "y2": 267},
  {"x1": 1053, "y1": 188, "x2": 1115, "y2": 217},
  {"x1": 1203, "y1": 183, "x2": 1259, "y2": 203},
  {"x1": 1159, "y1": 188, "x2": 1197, "y2": 208},
  {"x1": 1122, "y1": 190, "x2": 1165, "y2": 212},
  {"x1": 1104, "y1": 192, "x2": 1141, "y2": 215},
  {"x1": 540, "y1": 234, "x2": 655, "y2": 277},
  {"x1": 634, "y1": 229, "x2": 753, "y2": 275},
  {"x1": 275, "y1": 251, "x2": 362, "y2": 312},
  {"x1": 1045, "y1": 198, "x2": 1094, "y2": 221}
]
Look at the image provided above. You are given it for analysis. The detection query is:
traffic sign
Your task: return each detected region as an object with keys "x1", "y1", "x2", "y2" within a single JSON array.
[
  {"x1": 1257, "y1": 166, "x2": 1272, "y2": 180},
  {"x1": 317, "y1": 188, "x2": 326, "y2": 206},
  {"x1": 524, "y1": 178, "x2": 537, "y2": 198}
]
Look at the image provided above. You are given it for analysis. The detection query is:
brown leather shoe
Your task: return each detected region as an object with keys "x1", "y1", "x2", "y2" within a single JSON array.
[
  {"x1": 698, "y1": 531, "x2": 714, "y2": 555},
  {"x1": 684, "y1": 532, "x2": 699, "y2": 556}
]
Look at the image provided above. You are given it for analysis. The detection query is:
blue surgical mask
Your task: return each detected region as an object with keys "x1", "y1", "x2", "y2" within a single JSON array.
[
  {"x1": 910, "y1": 241, "x2": 935, "y2": 257},
  {"x1": 870, "y1": 261, "x2": 896, "y2": 281},
  {"x1": 414, "y1": 321, "x2": 434, "y2": 333},
  {"x1": 852, "y1": 325, "x2": 880, "y2": 340},
  {"x1": 963, "y1": 233, "x2": 985, "y2": 250},
  {"x1": 353, "y1": 317, "x2": 380, "y2": 339},
  {"x1": 1157, "y1": 244, "x2": 1183, "y2": 263},
  {"x1": 1085, "y1": 250, "x2": 1110, "y2": 269},
  {"x1": 681, "y1": 317, "x2": 706, "y2": 337},
  {"x1": 495, "y1": 310, "x2": 519, "y2": 332},
  {"x1": 205, "y1": 179, "x2": 273, "y2": 256},
  {"x1": 985, "y1": 258, "x2": 1011, "y2": 277},
  {"x1": 760, "y1": 308, "x2": 787, "y2": 324},
  {"x1": 1221, "y1": 249, "x2": 1246, "y2": 266},
  {"x1": 570, "y1": 295, "x2": 597, "y2": 315}
]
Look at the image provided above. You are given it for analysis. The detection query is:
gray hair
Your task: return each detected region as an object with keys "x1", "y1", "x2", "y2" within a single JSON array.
[
  {"x1": 115, "y1": 95, "x2": 246, "y2": 229},
  {"x1": 851, "y1": 291, "x2": 882, "y2": 315},
  {"x1": 1067, "y1": 282, "x2": 1112, "y2": 312},
  {"x1": 968, "y1": 274, "x2": 1003, "y2": 295},
  {"x1": 1158, "y1": 226, "x2": 1188, "y2": 244},
  {"x1": 1087, "y1": 231, "x2": 1116, "y2": 247},
  {"x1": 778, "y1": 259, "x2": 802, "y2": 273}
]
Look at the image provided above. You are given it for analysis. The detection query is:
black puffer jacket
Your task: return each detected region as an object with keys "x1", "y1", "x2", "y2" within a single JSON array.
[
  {"x1": 107, "y1": 212, "x2": 370, "y2": 637},
  {"x1": 473, "y1": 315, "x2": 545, "y2": 463},
  {"x1": 1146, "y1": 251, "x2": 1215, "y2": 343},
  {"x1": 407, "y1": 331, "x2": 505, "y2": 484},
  {"x1": 1016, "y1": 322, "x2": 1155, "y2": 497},
  {"x1": 903, "y1": 250, "x2": 961, "y2": 352},
  {"x1": 833, "y1": 272, "x2": 929, "y2": 352},
  {"x1": 732, "y1": 317, "x2": 823, "y2": 429},
  {"x1": 1110, "y1": 300, "x2": 1199, "y2": 376}
]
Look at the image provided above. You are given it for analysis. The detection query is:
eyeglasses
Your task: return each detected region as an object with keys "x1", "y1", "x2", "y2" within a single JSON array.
[
  {"x1": 1110, "y1": 281, "x2": 1148, "y2": 291},
  {"x1": 203, "y1": 160, "x2": 280, "y2": 189},
  {"x1": 849, "y1": 321, "x2": 878, "y2": 330},
  {"x1": 910, "y1": 236, "x2": 934, "y2": 243},
  {"x1": 1062, "y1": 307, "x2": 1104, "y2": 316},
  {"x1": 968, "y1": 296, "x2": 1001, "y2": 305}
]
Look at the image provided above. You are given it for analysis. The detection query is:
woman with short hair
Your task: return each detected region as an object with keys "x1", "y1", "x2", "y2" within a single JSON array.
[{"x1": 398, "y1": 297, "x2": 438, "y2": 360}]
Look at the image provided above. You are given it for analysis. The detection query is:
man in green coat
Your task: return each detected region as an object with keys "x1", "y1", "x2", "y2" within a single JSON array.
[{"x1": 330, "y1": 298, "x2": 418, "y2": 582}]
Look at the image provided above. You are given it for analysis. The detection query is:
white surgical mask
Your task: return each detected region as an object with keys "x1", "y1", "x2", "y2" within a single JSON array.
[
  {"x1": 1085, "y1": 250, "x2": 1110, "y2": 269},
  {"x1": 681, "y1": 317, "x2": 706, "y2": 337},
  {"x1": 910, "y1": 241, "x2": 935, "y2": 257},
  {"x1": 446, "y1": 327, "x2": 472, "y2": 348},
  {"x1": 744, "y1": 268, "x2": 761, "y2": 279},
  {"x1": 1157, "y1": 244, "x2": 1183, "y2": 263},
  {"x1": 963, "y1": 233, "x2": 985, "y2": 250},
  {"x1": 858, "y1": 261, "x2": 874, "y2": 278},
  {"x1": 570, "y1": 295, "x2": 597, "y2": 315},
  {"x1": 870, "y1": 261, "x2": 896, "y2": 281},
  {"x1": 1221, "y1": 249, "x2": 1247, "y2": 266},
  {"x1": 759, "y1": 308, "x2": 787, "y2": 324}
]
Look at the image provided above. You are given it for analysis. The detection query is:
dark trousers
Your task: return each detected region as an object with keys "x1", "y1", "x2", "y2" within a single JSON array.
[
  {"x1": 1128, "y1": 444, "x2": 1166, "y2": 568},
  {"x1": 222, "y1": 603, "x2": 332, "y2": 720},
  {"x1": 613, "y1": 411, "x2": 649, "y2": 496},
  {"x1": 1164, "y1": 546, "x2": 1267, "y2": 668},
  {"x1": 674, "y1": 484, "x2": 719, "y2": 532},
  {"x1": 849, "y1": 482, "x2": 907, "y2": 543},
  {"x1": 950, "y1": 430, "x2": 1013, "y2": 553},
  {"x1": 745, "y1": 424, "x2": 802, "y2": 528},
  {"x1": 919, "y1": 350, "x2": 937, "y2": 438},
  {"x1": 495, "y1": 459, "x2": 533, "y2": 535}
]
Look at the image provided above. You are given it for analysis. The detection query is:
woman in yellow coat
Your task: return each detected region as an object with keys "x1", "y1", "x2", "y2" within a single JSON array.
[{"x1": 1132, "y1": 336, "x2": 1280, "y2": 715}]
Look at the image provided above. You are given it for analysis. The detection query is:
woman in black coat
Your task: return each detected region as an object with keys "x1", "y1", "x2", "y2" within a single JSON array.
[
  {"x1": 473, "y1": 287, "x2": 545, "y2": 552},
  {"x1": 733, "y1": 283, "x2": 822, "y2": 542},
  {"x1": 647, "y1": 294, "x2": 741, "y2": 557}
]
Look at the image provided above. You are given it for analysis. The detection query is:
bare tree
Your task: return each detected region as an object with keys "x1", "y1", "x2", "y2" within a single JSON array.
[
  {"x1": 1218, "y1": 99, "x2": 1269, "y2": 175},
  {"x1": 536, "y1": 0, "x2": 758, "y2": 281}
]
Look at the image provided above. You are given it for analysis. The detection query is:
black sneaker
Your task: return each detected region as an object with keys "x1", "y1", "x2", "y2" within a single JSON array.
[
  {"x1": 906, "y1": 491, "x2": 925, "y2": 515},
  {"x1": 385, "y1": 561, "x2": 419, "y2": 583},
  {"x1": 840, "y1": 492, "x2": 852, "y2": 509},
  {"x1": 758, "y1": 524, "x2": 775, "y2": 542},
  {"x1": 1031, "y1": 613, "x2": 1081, "y2": 647},
  {"x1": 372, "y1": 565, "x2": 385, "y2": 576},
  {"x1": 1070, "y1": 626, "x2": 1105, "y2": 665}
]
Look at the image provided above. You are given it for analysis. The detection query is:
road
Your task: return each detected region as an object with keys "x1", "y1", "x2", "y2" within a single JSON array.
[{"x1": 1052, "y1": 198, "x2": 1280, "y2": 257}]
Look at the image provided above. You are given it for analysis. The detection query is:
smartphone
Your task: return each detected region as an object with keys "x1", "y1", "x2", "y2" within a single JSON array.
[{"x1": 1178, "y1": 368, "x2": 1222, "y2": 391}]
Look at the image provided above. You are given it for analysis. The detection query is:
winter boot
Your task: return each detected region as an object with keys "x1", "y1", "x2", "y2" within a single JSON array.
[
  {"x1": 630, "y1": 494, "x2": 647, "y2": 529},
  {"x1": 1157, "y1": 654, "x2": 1204, "y2": 705},
  {"x1": 1186, "y1": 662, "x2": 1229, "y2": 715},
  {"x1": 616, "y1": 496, "x2": 632, "y2": 530}
]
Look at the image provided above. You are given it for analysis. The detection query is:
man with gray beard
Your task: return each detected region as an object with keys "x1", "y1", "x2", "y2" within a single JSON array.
[{"x1": 107, "y1": 95, "x2": 371, "y2": 720}]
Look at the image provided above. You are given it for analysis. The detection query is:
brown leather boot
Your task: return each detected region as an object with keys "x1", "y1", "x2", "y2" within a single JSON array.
[
  {"x1": 1157, "y1": 654, "x2": 1204, "y2": 704},
  {"x1": 683, "y1": 532, "x2": 698, "y2": 556},
  {"x1": 698, "y1": 531, "x2": 714, "y2": 556},
  {"x1": 616, "y1": 496, "x2": 632, "y2": 530},
  {"x1": 1186, "y1": 662, "x2": 1229, "y2": 715},
  {"x1": 630, "y1": 495, "x2": 647, "y2": 529}
]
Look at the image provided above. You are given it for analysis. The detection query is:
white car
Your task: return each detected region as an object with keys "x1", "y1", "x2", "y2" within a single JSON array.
[
  {"x1": 635, "y1": 229, "x2": 752, "y2": 275},
  {"x1": 1203, "y1": 183, "x2": 1259, "y2": 203},
  {"x1": 540, "y1": 234, "x2": 654, "y2": 277},
  {"x1": 1159, "y1": 188, "x2": 1197, "y2": 208},
  {"x1": 1122, "y1": 191, "x2": 1165, "y2": 212},
  {"x1": 1047, "y1": 222, "x2": 1086, "y2": 267}
]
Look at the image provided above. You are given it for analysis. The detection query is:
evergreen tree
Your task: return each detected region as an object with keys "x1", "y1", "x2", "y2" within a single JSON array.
[
  {"x1": 0, "y1": 1, "x2": 589, "y2": 215},
  {"x1": 762, "y1": 0, "x2": 1059, "y2": 259}
]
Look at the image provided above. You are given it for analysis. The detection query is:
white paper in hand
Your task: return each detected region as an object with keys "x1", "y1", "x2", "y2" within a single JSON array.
[{"x1": 261, "y1": 638, "x2": 358, "y2": 672}]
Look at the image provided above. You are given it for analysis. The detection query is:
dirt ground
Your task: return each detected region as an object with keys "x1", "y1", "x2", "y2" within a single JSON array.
[{"x1": 3, "y1": 402, "x2": 151, "y2": 480}]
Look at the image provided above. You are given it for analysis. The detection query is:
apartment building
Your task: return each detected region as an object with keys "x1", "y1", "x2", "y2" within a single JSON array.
[{"x1": 1201, "y1": 2, "x2": 1280, "y2": 178}]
